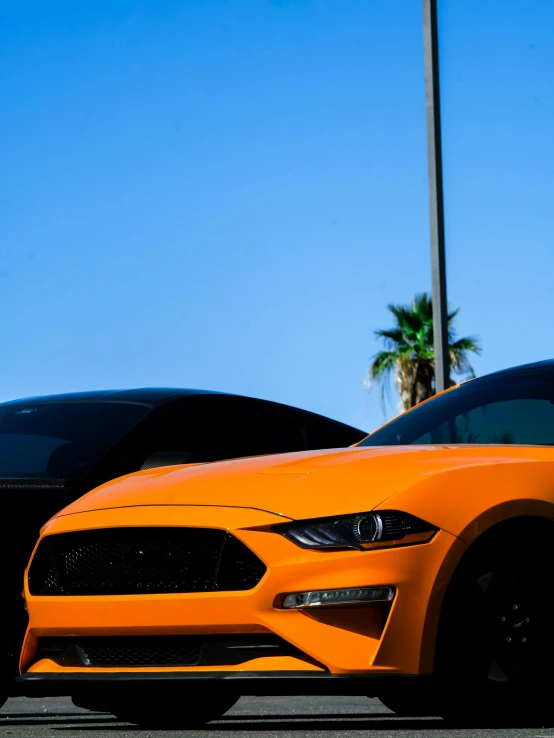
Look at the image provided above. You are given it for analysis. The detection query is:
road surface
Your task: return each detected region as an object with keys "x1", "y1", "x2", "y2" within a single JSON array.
[{"x1": 1, "y1": 695, "x2": 554, "y2": 737}]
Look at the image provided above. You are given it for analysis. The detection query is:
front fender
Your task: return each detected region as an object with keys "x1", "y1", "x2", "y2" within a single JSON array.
[{"x1": 375, "y1": 458, "x2": 554, "y2": 545}]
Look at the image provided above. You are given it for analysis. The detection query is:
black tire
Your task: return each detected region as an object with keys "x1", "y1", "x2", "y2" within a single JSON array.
[
  {"x1": 71, "y1": 694, "x2": 110, "y2": 712},
  {"x1": 434, "y1": 520, "x2": 554, "y2": 727},
  {"x1": 0, "y1": 656, "x2": 10, "y2": 712},
  {"x1": 376, "y1": 686, "x2": 440, "y2": 717},
  {"x1": 0, "y1": 644, "x2": 15, "y2": 711},
  {"x1": 109, "y1": 690, "x2": 239, "y2": 728}
]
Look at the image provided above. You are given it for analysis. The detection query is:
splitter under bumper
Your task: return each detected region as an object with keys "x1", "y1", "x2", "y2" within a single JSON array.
[{"x1": 16, "y1": 670, "x2": 432, "y2": 698}]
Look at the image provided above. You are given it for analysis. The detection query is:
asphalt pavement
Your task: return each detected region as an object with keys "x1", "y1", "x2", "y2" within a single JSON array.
[{"x1": 1, "y1": 695, "x2": 554, "y2": 738}]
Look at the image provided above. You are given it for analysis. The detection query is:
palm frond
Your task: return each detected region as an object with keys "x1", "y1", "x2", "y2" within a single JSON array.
[
  {"x1": 450, "y1": 336, "x2": 481, "y2": 353},
  {"x1": 373, "y1": 328, "x2": 406, "y2": 349},
  {"x1": 367, "y1": 291, "x2": 481, "y2": 410},
  {"x1": 370, "y1": 350, "x2": 398, "y2": 379}
]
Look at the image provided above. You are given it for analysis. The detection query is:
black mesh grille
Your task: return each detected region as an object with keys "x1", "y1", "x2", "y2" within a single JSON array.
[
  {"x1": 29, "y1": 527, "x2": 266, "y2": 596},
  {"x1": 38, "y1": 635, "x2": 298, "y2": 668},
  {"x1": 0, "y1": 478, "x2": 65, "y2": 490}
]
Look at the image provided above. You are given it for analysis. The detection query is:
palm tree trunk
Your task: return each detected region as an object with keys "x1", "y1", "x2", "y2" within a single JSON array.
[{"x1": 410, "y1": 362, "x2": 419, "y2": 408}]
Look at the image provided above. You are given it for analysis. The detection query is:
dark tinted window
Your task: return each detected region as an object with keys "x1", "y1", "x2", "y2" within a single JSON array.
[
  {"x1": 302, "y1": 415, "x2": 365, "y2": 449},
  {"x1": 128, "y1": 396, "x2": 366, "y2": 471},
  {"x1": 0, "y1": 402, "x2": 150, "y2": 478},
  {"x1": 140, "y1": 397, "x2": 304, "y2": 464},
  {"x1": 360, "y1": 370, "x2": 554, "y2": 447}
]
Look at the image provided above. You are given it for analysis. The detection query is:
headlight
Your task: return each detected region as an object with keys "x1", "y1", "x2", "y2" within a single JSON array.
[{"x1": 275, "y1": 510, "x2": 437, "y2": 551}]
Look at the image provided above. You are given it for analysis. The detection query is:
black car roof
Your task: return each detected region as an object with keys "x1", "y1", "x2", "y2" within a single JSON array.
[
  {"x1": 477, "y1": 359, "x2": 554, "y2": 380},
  {"x1": 0, "y1": 389, "x2": 367, "y2": 436},
  {"x1": 0, "y1": 388, "x2": 362, "y2": 430},
  {"x1": 0, "y1": 388, "x2": 225, "y2": 408}
]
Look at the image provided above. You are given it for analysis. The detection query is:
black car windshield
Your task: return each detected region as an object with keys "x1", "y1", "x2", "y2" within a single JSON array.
[
  {"x1": 360, "y1": 368, "x2": 554, "y2": 447},
  {"x1": 0, "y1": 402, "x2": 150, "y2": 478}
]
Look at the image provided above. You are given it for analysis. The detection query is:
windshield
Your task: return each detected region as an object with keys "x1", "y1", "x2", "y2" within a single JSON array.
[
  {"x1": 360, "y1": 368, "x2": 554, "y2": 447},
  {"x1": 0, "y1": 402, "x2": 150, "y2": 478}
]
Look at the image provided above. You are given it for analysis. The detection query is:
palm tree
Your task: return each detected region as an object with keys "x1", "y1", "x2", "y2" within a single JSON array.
[{"x1": 367, "y1": 292, "x2": 480, "y2": 410}]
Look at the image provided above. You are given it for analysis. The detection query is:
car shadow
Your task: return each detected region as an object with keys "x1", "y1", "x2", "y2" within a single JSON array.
[
  {"x1": 49, "y1": 713, "x2": 444, "y2": 732},
  {"x1": 0, "y1": 713, "x2": 116, "y2": 727}
]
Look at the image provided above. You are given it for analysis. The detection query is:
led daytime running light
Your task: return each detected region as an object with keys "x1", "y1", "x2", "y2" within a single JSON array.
[{"x1": 282, "y1": 586, "x2": 395, "y2": 609}]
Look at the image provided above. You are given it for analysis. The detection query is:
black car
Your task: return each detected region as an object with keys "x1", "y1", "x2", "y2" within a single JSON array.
[{"x1": 0, "y1": 388, "x2": 365, "y2": 694}]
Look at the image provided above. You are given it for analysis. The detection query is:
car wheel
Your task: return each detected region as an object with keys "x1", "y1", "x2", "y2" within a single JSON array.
[
  {"x1": 0, "y1": 646, "x2": 15, "y2": 711},
  {"x1": 109, "y1": 690, "x2": 240, "y2": 728},
  {"x1": 376, "y1": 686, "x2": 440, "y2": 717},
  {"x1": 434, "y1": 522, "x2": 554, "y2": 727}
]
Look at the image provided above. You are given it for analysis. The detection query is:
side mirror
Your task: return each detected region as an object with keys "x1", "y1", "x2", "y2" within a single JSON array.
[{"x1": 139, "y1": 451, "x2": 197, "y2": 471}]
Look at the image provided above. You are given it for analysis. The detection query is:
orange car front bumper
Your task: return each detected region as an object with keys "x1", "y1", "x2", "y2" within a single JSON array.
[{"x1": 19, "y1": 505, "x2": 466, "y2": 694}]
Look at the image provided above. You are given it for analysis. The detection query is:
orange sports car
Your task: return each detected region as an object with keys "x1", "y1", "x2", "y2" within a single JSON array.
[{"x1": 18, "y1": 360, "x2": 554, "y2": 727}]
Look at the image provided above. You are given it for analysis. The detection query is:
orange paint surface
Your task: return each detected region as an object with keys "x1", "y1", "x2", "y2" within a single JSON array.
[{"x1": 22, "y1": 440, "x2": 554, "y2": 680}]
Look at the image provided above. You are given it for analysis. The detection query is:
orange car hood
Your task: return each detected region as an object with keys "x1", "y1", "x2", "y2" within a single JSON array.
[{"x1": 59, "y1": 444, "x2": 543, "y2": 521}]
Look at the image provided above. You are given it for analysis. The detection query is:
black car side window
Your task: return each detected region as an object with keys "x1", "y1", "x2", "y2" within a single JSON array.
[
  {"x1": 411, "y1": 398, "x2": 554, "y2": 445},
  {"x1": 213, "y1": 405, "x2": 303, "y2": 458},
  {"x1": 361, "y1": 371, "x2": 554, "y2": 447}
]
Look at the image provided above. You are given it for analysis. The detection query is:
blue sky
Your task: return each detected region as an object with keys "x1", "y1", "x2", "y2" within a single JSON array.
[{"x1": 2, "y1": 0, "x2": 554, "y2": 433}]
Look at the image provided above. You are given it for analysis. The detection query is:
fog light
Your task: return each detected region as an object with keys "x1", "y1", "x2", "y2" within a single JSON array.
[{"x1": 281, "y1": 586, "x2": 395, "y2": 609}]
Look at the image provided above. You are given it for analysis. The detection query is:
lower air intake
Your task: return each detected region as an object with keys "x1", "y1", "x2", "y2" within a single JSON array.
[{"x1": 38, "y1": 635, "x2": 299, "y2": 668}]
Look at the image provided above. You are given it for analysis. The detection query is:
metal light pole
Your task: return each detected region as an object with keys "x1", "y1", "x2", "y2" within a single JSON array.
[{"x1": 423, "y1": 0, "x2": 450, "y2": 393}]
